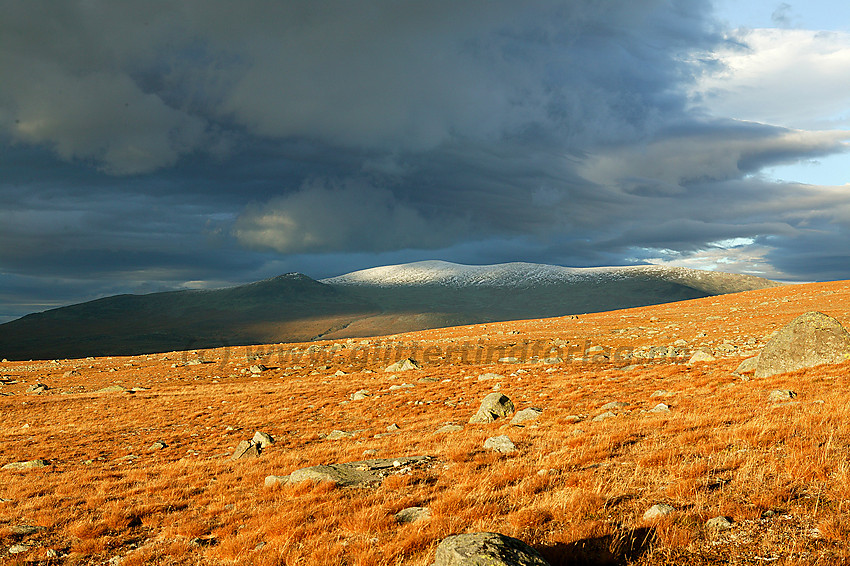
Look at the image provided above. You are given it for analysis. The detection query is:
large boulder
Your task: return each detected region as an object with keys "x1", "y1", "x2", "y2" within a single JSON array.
[
  {"x1": 469, "y1": 393, "x2": 514, "y2": 424},
  {"x1": 755, "y1": 312, "x2": 850, "y2": 378},
  {"x1": 431, "y1": 532, "x2": 550, "y2": 566}
]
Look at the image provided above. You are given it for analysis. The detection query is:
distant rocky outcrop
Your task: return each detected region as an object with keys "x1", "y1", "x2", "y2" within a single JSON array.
[
  {"x1": 755, "y1": 312, "x2": 850, "y2": 378},
  {"x1": 431, "y1": 532, "x2": 550, "y2": 566}
]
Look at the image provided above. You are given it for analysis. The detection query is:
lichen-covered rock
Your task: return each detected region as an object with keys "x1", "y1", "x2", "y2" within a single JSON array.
[
  {"x1": 755, "y1": 312, "x2": 850, "y2": 378},
  {"x1": 431, "y1": 532, "x2": 550, "y2": 566}
]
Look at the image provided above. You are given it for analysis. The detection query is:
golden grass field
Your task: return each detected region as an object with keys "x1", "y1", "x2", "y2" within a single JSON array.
[{"x1": 3, "y1": 279, "x2": 850, "y2": 565}]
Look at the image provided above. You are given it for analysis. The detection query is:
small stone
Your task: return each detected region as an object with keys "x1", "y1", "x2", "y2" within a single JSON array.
[
  {"x1": 385, "y1": 358, "x2": 420, "y2": 372},
  {"x1": 95, "y1": 384, "x2": 127, "y2": 393},
  {"x1": 768, "y1": 389, "x2": 797, "y2": 403},
  {"x1": 498, "y1": 357, "x2": 519, "y2": 363},
  {"x1": 592, "y1": 411, "x2": 616, "y2": 423},
  {"x1": 394, "y1": 506, "x2": 431, "y2": 524},
  {"x1": 643, "y1": 503, "x2": 675, "y2": 521},
  {"x1": 600, "y1": 401, "x2": 629, "y2": 410},
  {"x1": 9, "y1": 525, "x2": 44, "y2": 536},
  {"x1": 706, "y1": 516, "x2": 733, "y2": 531},
  {"x1": 386, "y1": 423, "x2": 400, "y2": 432},
  {"x1": 478, "y1": 372, "x2": 504, "y2": 381},
  {"x1": 351, "y1": 389, "x2": 371, "y2": 401},
  {"x1": 252, "y1": 431, "x2": 275, "y2": 449},
  {"x1": 688, "y1": 351, "x2": 716, "y2": 365},
  {"x1": 249, "y1": 364, "x2": 267, "y2": 374},
  {"x1": 334, "y1": 370, "x2": 347, "y2": 376},
  {"x1": 8, "y1": 544, "x2": 30, "y2": 554},
  {"x1": 510, "y1": 407, "x2": 543, "y2": 426},
  {"x1": 484, "y1": 435, "x2": 517, "y2": 454},
  {"x1": 264, "y1": 475, "x2": 290, "y2": 488},
  {"x1": 149, "y1": 441, "x2": 167, "y2": 451},
  {"x1": 2, "y1": 459, "x2": 48, "y2": 471},
  {"x1": 326, "y1": 430, "x2": 356, "y2": 440},
  {"x1": 230, "y1": 440, "x2": 260, "y2": 460},
  {"x1": 435, "y1": 424, "x2": 463, "y2": 434},
  {"x1": 649, "y1": 403, "x2": 671, "y2": 414}
]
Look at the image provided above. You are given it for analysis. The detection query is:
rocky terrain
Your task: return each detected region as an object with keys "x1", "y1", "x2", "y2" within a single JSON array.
[
  {"x1": 2, "y1": 279, "x2": 850, "y2": 565},
  {"x1": 0, "y1": 261, "x2": 780, "y2": 361}
]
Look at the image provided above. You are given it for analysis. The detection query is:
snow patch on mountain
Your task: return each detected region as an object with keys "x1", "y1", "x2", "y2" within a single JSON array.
[{"x1": 321, "y1": 260, "x2": 714, "y2": 288}]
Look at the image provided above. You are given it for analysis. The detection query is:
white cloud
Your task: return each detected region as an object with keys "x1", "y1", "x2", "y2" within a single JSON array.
[{"x1": 694, "y1": 28, "x2": 850, "y2": 130}]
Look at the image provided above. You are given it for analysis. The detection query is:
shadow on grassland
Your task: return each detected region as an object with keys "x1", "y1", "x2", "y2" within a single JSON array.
[{"x1": 540, "y1": 527, "x2": 655, "y2": 566}]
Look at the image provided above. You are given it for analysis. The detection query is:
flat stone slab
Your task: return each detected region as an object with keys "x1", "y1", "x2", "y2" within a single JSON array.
[
  {"x1": 2, "y1": 459, "x2": 48, "y2": 471},
  {"x1": 285, "y1": 456, "x2": 433, "y2": 487}
]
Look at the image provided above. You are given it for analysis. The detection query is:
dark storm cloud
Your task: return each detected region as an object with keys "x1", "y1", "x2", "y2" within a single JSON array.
[{"x1": 2, "y1": 0, "x2": 850, "y2": 321}]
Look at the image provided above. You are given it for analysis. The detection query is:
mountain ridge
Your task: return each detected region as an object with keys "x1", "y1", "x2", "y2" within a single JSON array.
[{"x1": 0, "y1": 261, "x2": 783, "y2": 360}]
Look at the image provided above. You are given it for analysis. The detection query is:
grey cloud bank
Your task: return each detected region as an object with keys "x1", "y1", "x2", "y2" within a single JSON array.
[{"x1": 1, "y1": 1, "x2": 849, "y2": 323}]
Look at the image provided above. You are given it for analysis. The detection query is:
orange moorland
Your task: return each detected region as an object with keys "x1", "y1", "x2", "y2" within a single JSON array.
[{"x1": 2, "y1": 279, "x2": 850, "y2": 565}]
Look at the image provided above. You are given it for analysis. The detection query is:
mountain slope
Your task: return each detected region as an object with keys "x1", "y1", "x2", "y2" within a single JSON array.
[
  {"x1": 0, "y1": 274, "x2": 379, "y2": 360},
  {"x1": 0, "y1": 261, "x2": 782, "y2": 360}
]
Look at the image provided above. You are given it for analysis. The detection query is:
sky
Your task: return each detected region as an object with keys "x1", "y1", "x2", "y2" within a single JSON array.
[{"x1": 2, "y1": 1, "x2": 850, "y2": 323}]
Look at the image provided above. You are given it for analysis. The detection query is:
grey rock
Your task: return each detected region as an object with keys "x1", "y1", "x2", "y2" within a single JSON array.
[
  {"x1": 389, "y1": 383, "x2": 415, "y2": 391},
  {"x1": 469, "y1": 393, "x2": 514, "y2": 424},
  {"x1": 510, "y1": 407, "x2": 543, "y2": 426},
  {"x1": 326, "y1": 430, "x2": 356, "y2": 440},
  {"x1": 755, "y1": 312, "x2": 850, "y2": 378},
  {"x1": 264, "y1": 474, "x2": 290, "y2": 488},
  {"x1": 498, "y1": 357, "x2": 520, "y2": 363},
  {"x1": 9, "y1": 525, "x2": 44, "y2": 536},
  {"x1": 768, "y1": 389, "x2": 797, "y2": 403},
  {"x1": 149, "y1": 441, "x2": 167, "y2": 451},
  {"x1": 8, "y1": 544, "x2": 30, "y2": 554},
  {"x1": 734, "y1": 355, "x2": 760, "y2": 375},
  {"x1": 600, "y1": 401, "x2": 629, "y2": 410},
  {"x1": 592, "y1": 411, "x2": 617, "y2": 423},
  {"x1": 688, "y1": 350, "x2": 716, "y2": 364},
  {"x1": 95, "y1": 384, "x2": 127, "y2": 393},
  {"x1": 542, "y1": 357, "x2": 563, "y2": 364},
  {"x1": 431, "y1": 532, "x2": 550, "y2": 566},
  {"x1": 351, "y1": 389, "x2": 371, "y2": 401},
  {"x1": 385, "y1": 358, "x2": 420, "y2": 372},
  {"x1": 649, "y1": 403, "x2": 671, "y2": 414},
  {"x1": 484, "y1": 435, "x2": 517, "y2": 454},
  {"x1": 395, "y1": 506, "x2": 431, "y2": 524},
  {"x1": 706, "y1": 516, "x2": 733, "y2": 531},
  {"x1": 2, "y1": 459, "x2": 48, "y2": 471},
  {"x1": 252, "y1": 431, "x2": 275, "y2": 449},
  {"x1": 230, "y1": 440, "x2": 260, "y2": 460},
  {"x1": 26, "y1": 383, "x2": 48, "y2": 394},
  {"x1": 287, "y1": 456, "x2": 430, "y2": 487},
  {"x1": 435, "y1": 424, "x2": 464, "y2": 434},
  {"x1": 643, "y1": 503, "x2": 675, "y2": 521},
  {"x1": 477, "y1": 372, "x2": 504, "y2": 381},
  {"x1": 249, "y1": 364, "x2": 268, "y2": 374}
]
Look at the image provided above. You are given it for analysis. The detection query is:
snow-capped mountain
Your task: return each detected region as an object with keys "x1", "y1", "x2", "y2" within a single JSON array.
[{"x1": 323, "y1": 260, "x2": 779, "y2": 294}]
